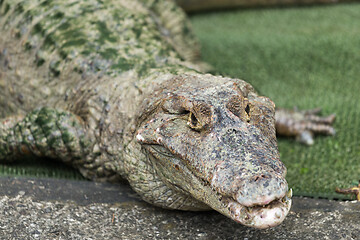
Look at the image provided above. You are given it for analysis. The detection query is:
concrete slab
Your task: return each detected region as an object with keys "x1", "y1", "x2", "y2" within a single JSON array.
[{"x1": 0, "y1": 177, "x2": 359, "y2": 239}]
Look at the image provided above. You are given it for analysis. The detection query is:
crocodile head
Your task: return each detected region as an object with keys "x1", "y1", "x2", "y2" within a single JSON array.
[{"x1": 136, "y1": 74, "x2": 292, "y2": 229}]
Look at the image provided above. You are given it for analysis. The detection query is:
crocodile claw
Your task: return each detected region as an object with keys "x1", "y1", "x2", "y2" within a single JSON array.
[{"x1": 275, "y1": 107, "x2": 336, "y2": 145}]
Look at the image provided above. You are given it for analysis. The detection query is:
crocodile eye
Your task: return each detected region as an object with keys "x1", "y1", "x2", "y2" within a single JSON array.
[
  {"x1": 227, "y1": 95, "x2": 251, "y2": 123},
  {"x1": 187, "y1": 112, "x2": 202, "y2": 131},
  {"x1": 245, "y1": 104, "x2": 250, "y2": 115}
]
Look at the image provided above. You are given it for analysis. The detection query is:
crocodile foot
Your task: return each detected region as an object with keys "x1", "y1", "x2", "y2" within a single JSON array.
[{"x1": 275, "y1": 107, "x2": 336, "y2": 145}]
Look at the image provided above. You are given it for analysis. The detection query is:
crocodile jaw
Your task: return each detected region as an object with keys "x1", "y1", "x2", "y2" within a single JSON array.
[
  {"x1": 227, "y1": 189, "x2": 292, "y2": 229},
  {"x1": 140, "y1": 142, "x2": 292, "y2": 228}
]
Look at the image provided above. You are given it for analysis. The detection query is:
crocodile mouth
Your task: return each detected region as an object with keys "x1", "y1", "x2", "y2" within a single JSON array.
[
  {"x1": 226, "y1": 189, "x2": 292, "y2": 229},
  {"x1": 144, "y1": 144, "x2": 292, "y2": 228}
]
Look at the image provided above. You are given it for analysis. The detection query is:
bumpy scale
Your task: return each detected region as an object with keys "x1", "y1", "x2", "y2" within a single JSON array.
[{"x1": 0, "y1": 0, "x2": 333, "y2": 228}]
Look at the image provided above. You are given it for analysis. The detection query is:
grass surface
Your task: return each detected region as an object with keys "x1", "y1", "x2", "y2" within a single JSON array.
[
  {"x1": 1, "y1": 3, "x2": 359, "y2": 200},
  {"x1": 191, "y1": 3, "x2": 360, "y2": 199}
]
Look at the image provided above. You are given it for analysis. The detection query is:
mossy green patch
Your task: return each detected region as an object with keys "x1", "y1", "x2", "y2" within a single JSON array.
[
  {"x1": 93, "y1": 21, "x2": 118, "y2": 44},
  {"x1": 191, "y1": 3, "x2": 360, "y2": 199}
]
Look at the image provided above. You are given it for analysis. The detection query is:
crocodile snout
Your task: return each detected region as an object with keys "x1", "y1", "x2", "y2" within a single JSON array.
[
  {"x1": 234, "y1": 173, "x2": 288, "y2": 207},
  {"x1": 208, "y1": 124, "x2": 288, "y2": 207}
]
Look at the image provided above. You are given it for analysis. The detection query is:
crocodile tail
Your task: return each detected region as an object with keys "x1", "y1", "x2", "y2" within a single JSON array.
[
  {"x1": 139, "y1": 0, "x2": 211, "y2": 71},
  {"x1": 176, "y1": 0, "x2": 357, "y2": 12}
]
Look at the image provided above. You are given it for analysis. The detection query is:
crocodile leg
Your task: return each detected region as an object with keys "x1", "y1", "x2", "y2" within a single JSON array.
[
  {"x1": 0, "y1": 107, "x2": 92, "y2": 162},
  {"x1": 336, "y1": 181, "x2": 360, "y2": 201},
  {"x1": 275, "y1": 107, "x2": 336, "y2": 145},
  {"x1": 0, "y1": 107, "x2": 121, "y2": 182}
]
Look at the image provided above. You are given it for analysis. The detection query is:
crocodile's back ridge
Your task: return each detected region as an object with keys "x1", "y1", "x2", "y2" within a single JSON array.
[{"x1": 0, "y1": 0, "x2": 192, "y2": 117}]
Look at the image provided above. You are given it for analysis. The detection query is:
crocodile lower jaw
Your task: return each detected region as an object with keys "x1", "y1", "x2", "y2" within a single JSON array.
[{"x1": 227, "y1": 189, "x2": 292, "y2": 229}]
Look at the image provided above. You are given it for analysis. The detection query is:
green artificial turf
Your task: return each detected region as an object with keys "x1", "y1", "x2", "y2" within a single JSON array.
[
  {"x1": 1, "y1": 3, "x2": 359, "y2": 200},
  {"x1": 191, "y1": 3, "x2": 360, "y2": 199}
]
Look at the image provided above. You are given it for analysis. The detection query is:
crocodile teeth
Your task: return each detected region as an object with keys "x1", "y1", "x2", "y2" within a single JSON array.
[
  {"x1": 282, "y1": 188, "x2": 293, "y2": 203},
  {"x1": 287, "y1": 188, "x2": 293, "y2": 198}
]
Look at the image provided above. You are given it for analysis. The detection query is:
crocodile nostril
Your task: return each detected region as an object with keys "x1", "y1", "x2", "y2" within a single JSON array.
[{"x1": 227, "y1": 128, "x2": 238, "y2": 134}]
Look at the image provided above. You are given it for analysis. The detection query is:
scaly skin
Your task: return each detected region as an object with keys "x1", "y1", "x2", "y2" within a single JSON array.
[{"x1": 0, "y1": 0, "x2": 334, "y2": 228}]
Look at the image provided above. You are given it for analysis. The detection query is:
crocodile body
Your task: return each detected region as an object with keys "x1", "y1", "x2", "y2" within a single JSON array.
[{"x1": 0, "y1": 0, "x2": 335, "y2": 229}]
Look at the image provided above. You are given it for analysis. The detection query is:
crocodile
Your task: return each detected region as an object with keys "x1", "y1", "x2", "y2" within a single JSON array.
[{"x1": 0, "y1": 0, "x2": 335, "y2": 229}]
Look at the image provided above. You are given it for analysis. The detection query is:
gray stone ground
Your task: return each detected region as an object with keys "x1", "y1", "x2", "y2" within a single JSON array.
[{"x1": 0, "y1": 177, "x2": 359, "y2": 240}]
